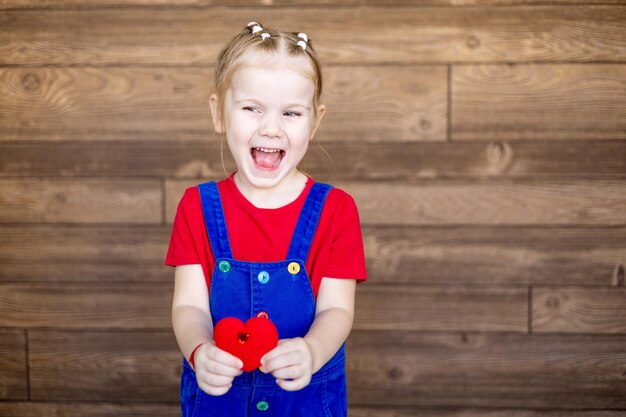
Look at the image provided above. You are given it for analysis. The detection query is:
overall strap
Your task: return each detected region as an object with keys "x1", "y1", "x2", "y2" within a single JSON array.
[
  {"x1": 286, "y1": 182, "x2": 333, "y2": 262},
  {"x1": 198, "y1": 181, "x2": 233, "y2": 259}
]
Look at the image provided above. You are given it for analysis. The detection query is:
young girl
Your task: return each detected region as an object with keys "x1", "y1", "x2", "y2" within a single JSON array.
[{"x1": 166, "y1": 21, "x2": 367, "y2": 417}]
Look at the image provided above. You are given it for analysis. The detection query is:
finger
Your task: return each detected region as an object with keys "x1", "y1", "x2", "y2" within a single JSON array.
[
  {"x1": 198, "y1": 380, "x2": 232, "y2": 396},
  {"x1": 276, "y1": 375, "x2": 310, "y2": 392},
  {"x1": 270, "y1": 364, "x2": 303, "y2": 381},
  {"x1": 205, "y1": 346, "x2": 244, "y2": 370},
  {"x1": 197, "y1": 369, "x2": 235, "y2": 389},
  {"x1": 204, "y1": 359, "x2": 244, "y2": 378}
]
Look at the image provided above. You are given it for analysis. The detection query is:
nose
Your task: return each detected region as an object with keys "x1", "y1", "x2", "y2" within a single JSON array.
[{"x1": 258, "y1": 112, "x2": 283, "y2": 138}]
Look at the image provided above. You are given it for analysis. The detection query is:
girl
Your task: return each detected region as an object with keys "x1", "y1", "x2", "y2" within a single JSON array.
[{"x1": 166, "y1": 21, "x2": 367, "y2": 417}]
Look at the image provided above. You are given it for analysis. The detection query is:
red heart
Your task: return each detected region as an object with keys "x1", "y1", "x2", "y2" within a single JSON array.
[{"x1": 214, "y1": 317, "x2": 279, "y2": 372}]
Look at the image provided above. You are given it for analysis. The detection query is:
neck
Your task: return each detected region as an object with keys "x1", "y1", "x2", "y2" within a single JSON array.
[{"x1": 233, "y1": 170, "x2": 308, "y2": 209}]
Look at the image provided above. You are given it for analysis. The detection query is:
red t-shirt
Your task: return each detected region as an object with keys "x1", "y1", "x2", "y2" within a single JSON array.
[{"x1": 165, "y1": 174, "x2": 367, "y2": 297}]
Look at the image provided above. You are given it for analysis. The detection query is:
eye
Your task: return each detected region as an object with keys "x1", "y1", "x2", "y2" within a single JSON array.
[
  {"x1": 243, "y1": 106, "x2": 260, "y2": 113},
  {"x1": 284, "y1": 111, "x2": 301, "y2": 117}
]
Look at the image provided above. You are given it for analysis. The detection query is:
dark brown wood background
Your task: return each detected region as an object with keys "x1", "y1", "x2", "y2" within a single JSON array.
[{"x1": 1, "y1": 1, "x2": 625, "y2": 416}]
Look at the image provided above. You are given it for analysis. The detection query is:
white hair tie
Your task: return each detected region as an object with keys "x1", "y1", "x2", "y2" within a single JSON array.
[
  {"x1": 296, "y1": 32, "x2": 308, "y2": 50},
  {"x1": 246, "y1": 21, "x2": 263, "y2": 35},
  {"x1": 261, "y1": 32, "x2": 271, "y2": 40}
]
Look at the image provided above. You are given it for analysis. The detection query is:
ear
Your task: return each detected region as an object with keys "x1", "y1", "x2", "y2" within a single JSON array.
[
  {"x1": 310, "y1": 104, "x2": 326, "y2": 140},
  {"x1": 209, "y1": 93, "x2": 225, "y2": 134}
]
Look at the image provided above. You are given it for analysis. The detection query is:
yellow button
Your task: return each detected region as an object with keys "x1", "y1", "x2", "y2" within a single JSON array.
[{"x1": 287, "y1": 262, "x2": 300, "y2": 275}]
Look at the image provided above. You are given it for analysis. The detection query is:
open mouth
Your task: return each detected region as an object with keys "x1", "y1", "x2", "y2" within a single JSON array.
[{"x1": 250, "y1": 147, "x2": 285, "y2": 170}]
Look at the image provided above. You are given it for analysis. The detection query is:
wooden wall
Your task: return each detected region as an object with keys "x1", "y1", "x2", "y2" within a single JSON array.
[{"x1": 1, "y1": 1, "x2": 625, "y2": 416}]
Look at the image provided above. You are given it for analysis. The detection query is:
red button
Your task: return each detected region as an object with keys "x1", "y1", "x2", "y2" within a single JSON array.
[{"x1": 256, "y1": 311, "x2": 269, "y2": 319}]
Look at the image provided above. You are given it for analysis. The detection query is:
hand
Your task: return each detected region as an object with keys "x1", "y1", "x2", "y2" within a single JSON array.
[
  {"x1": 193, "y1": 341, "x2": 244, "y2": 396},
  {"x1": 260, "y1": 338, "x2": 314, "y2": 391}
]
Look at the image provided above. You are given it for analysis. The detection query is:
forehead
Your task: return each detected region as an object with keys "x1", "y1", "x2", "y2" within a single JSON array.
[{"x1": 228, "y1": 53, "x2": 315, "y2": 103}]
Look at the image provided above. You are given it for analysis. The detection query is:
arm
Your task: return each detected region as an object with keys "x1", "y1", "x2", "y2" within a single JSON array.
[
  {"x1": 171, "y1": 264, "x2": 243, "y2": 395},
  {"x1": 260, "y1": 277, "x2": 356, "y2": 391}
]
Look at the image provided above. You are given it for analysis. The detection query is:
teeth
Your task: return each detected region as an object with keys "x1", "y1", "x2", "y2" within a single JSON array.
[{"x1": 253, "y1": 147, "x2": 281, "y2": 153}]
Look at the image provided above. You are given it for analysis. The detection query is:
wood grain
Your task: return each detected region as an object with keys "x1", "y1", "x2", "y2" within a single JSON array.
[
  {"x1": 354, "y1": 285, "x2": 528, "y2": 332},
  {"x1": 3, "y1": 0, "x2": 626, "y2": 7},
  {"x1": 1, "y1": 7, "x2": 624, "y2": 66},
  {"x1": 0, "y1": 282, "x2": 525, "y2": 331},
  {"x1": 0, "y1": 225, "x2": 171, "y2": 283},
  {"x1": 2, "y1": 225, "x2": 623, "y2": 287},
  {"x1": 347, "y1": 330, "x2": 626, "y2": 408},
  {"x1": 533, "y1": 287, "x2": 626, "y2": 333},
  {"x1": 0, "y1": 65, "x2": 443, "y2": 141},
  {"x1": 363, "y1": 226, "x2": 626, "y2": 286},
  {"x1": 3, "y1": 0, "x2": 626, "y2": 9},
  {"x1": 341, "y1": 180, "x2": 626, "y2": 226},
  {"x1": 0, "y1": 283, "x2": 173, "y2": 328},
  {"x1": 29, "y1": 330, "x2": 181, "y2": 401},
  {"x1": 0, "y1": 178, "x2": 162, "y2": 224},
  {"x1": 0, "y1": 139, "x2": 626, "y2": 179},
  {"x1": 0, "y1": 329, "x2": 27, "y2": 400},
  {"x1": 2, "y1": 139, "x2": 625, "y2": 179},
  {"x1": 166, "y1": 179, "x2": 626, "y2": 226},
  {"x1": 23, "y1": 329, "x2": 626, "y2": 407},
  {"x1": 0, "y1": 404, "x2": 623, "y2": 417},
  {"x1": 0, "y1": 402, "x2": 180, "y2": 417},
  {"x1": 452, "y1": 64, "x2": 626, "y2": 140}
]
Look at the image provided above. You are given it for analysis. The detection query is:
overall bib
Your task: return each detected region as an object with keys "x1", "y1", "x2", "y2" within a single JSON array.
[{"x1": 180, "y1": 181, "x2": 348, "y2": 417}]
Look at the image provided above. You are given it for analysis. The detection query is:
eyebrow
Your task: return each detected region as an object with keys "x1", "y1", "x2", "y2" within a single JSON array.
[{"x1": 235, "y1": 99, "x2": 310, "y2": 110}]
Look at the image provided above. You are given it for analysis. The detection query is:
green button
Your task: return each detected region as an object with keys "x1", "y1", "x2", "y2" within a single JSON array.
[
  {"x1": 256, "y1": 400, "x2": 269, "y2": 411},
  {"x1": 218, "y1": 260, "x2": 230, "y2": 273}
]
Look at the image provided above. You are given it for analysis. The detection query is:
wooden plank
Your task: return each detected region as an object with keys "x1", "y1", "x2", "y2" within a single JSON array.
[
  {"x1": 0, "y1": 178, "x2": 162, "y2": 224},
  {"x1": 0, "y1": 283, "x2": 173, "y2": 329},
  {"x1": 0, "y1": 404, "x2": 624, "y2": 417},
  {"x1": 533, "y1": 287, "x2": 626, "y2": 333},
  {"x1": 1, "y1": 7, "x2": 624, "y2": 66},
  {"x1": 452, "y1": 64, "x2": 626, "y2": 140},
  {"x1": 354, "y1": 285, "x2": 528, "y2": 332},
  {"x1": 363, "y1": 226, "x2": 626, "y2": 286},
  {"x1": 0, "y1": 329, "x2": 27, "y2": 400},
  {"x1": 29, "y1": 330, "x2": 180, "y2": 401},
  {"x1": 319, "y1": 65, "x2": 447, "y2": 141},
  {"x1": 3, "y1": 225, "x2": 623, "y2": 287},
  {"x1": 26, "y1": 330, "x2": 626, "y2": 407},
  {"x1": 352, "y1": 409, "x2": 626, "y2": 417},
  {"x1": 0, "y1": 67, "x2": 212, "y2": 142},
  {"x1": 2, "y1": 404, "x2": 623, "y2": 417},
  {"x1": 0, "y1": 402, "x2": 180, "y2": 417},
  {"x1": 0, "y1": 282, "x2": 525, "y2": 331},
  {"x1": 344, "y1": 180, "x2": 626, "y2": 226},
  {"x1": 0, "y1": 65, "x2": 442, "y2": 142},
  {"x1": 346, "y1": 330, "x2": 626, "y2": 408},
  {"x1": 167, "y1": 179, "x2": 626, "y2": 226},
  {"x1": 3, "y1": 139, "x2": 625, "y2": 179},
  {"x1": 1, "y1": 0, "x2": 625, "y2": 8},
  {"x1": 0, "y1": 225, "x2": 171, "y2": 283}
]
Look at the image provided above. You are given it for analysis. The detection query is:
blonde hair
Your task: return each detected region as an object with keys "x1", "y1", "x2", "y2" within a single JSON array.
[{"x1": 213, "y1": 22, "x2": 323, "y2": 125}]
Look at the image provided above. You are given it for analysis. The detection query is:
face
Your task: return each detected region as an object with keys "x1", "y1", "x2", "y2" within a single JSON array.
[{"x1": 210, "y1": 58, "x2": 325, "y2": 192}]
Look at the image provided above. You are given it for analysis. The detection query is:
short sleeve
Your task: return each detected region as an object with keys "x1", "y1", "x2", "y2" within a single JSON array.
[
  {"x1": 165, "y1": 189, "x2": 201, "y2": 266},
  {"x1": 322, "y1": 192, "x2": 367, "y2": 282}
]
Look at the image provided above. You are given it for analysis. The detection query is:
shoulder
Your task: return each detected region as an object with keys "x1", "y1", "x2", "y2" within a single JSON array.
[{"x1": 320, "y1": 184, "x2": 360, "y2": 218}]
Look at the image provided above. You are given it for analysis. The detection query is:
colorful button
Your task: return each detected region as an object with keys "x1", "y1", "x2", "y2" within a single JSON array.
[
  {"x1": 287, "y1": 262, "x2": 300, "y2": 274},
  {"x1": 256, "y1": 311, "x2": 269, "y2": 319},
  {"x1": 218, "y1": 260, "x2": 230, "y2": 273},
  {"x1": 257, "y1": 271, "x2": 270, "y2": 284},
  {"x1": 256, "y1": 401, "x2": 269, "y2": 411}
]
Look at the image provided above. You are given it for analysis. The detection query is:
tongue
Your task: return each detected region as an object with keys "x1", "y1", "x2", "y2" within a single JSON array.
[{"x1": 253, "y1": 149, "x2": 281, "y2": 168}]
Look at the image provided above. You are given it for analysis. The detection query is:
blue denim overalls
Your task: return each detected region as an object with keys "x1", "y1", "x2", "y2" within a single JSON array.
[{"x1": 180, "y1": 181, "x2": 347, "y2": 417}]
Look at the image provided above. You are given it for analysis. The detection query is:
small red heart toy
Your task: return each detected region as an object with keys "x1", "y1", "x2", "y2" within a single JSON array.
[{"x1": 214, "y1": 316, "x2": 279, "y2": 372}]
